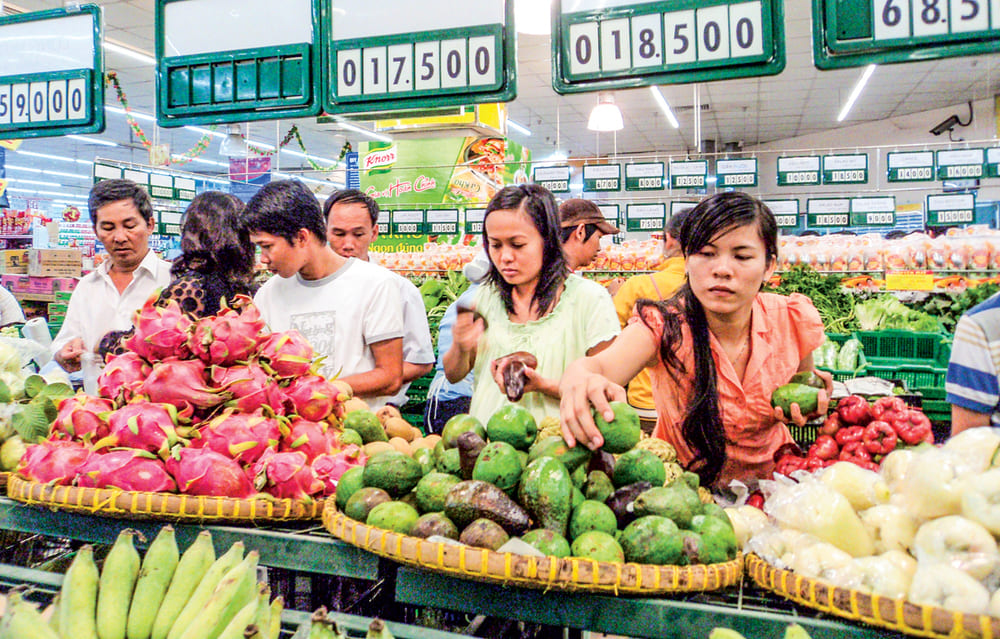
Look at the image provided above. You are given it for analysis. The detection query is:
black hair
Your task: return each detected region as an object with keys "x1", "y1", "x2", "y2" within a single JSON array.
[
  {"x1": 560, "y1": 223, "x2": 600, "y2": 244},
  {"x1": 240, "y1": 180, "x2": 326, "y2": 245},
  {"x1": 323, "y1": 189, "x2": 380, "y2": 226},
  {"x1": 88, "y1": 179, "x2": 154, "y2": 229},
  {"x1": 637, "y1": 191, "x2": 778, "y2": 486},
  {"x1": 171, "y1": 191, "x2": 255, "y2": 292},
  {"x1": 483, "y1": 184, "x2": 568, "y2": 317},
  {"x1": 666, "y1": 208, "x2": 690, "y2": 240}
]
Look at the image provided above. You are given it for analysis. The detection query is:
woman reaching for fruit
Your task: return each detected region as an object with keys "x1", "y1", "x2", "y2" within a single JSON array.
[
  {"x1": 559, "y1": 192, "x2": 831, "y2": 489},
  {"x1": 444, "y1": 184, "x2": 620, "y2": 425}
]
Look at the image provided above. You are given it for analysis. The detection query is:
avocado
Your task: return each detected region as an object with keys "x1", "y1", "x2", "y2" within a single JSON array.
[
  {"x1": 700, "y1": 502, "x2": 731, "y2": 527},
  {"x1": 414, "y1": 472, "x2": 462, "y2": 513},
  {"x1": 456, "y1": 430, "x2": 488, "y2": 479},
  {"x1": 682, "y1": 471, "x2": 701, "y2": 491},
  {"x1": 434, "y1": 445, "x2": 462, "y2": 475},
  {"x1": 592, "y1": 401, "x2": 641, "y2": 454},
  {"x1": 583, "y1": 470, "x2": 615, "y2": 503},
  {"x1": 343, "y1": 410, "x2": 386, "y2": 443},
  {"x1": 362, "y1": 450, "x2": 424, "y2": 497},
  {"x1": 334, "y1": 466, "x2": 365, "y2": 512},
  {"x1": 570, "y1": 530, "x2": 625, "y2": 563},
  {"x1": 613, "y1": 448, "x2": 667, "y2": 488},
  {"x1": 366, "y1": 501, "x2": 419, "y2": 534},
  {"x1": 587, "y1": 449, "x2": 616, "y2": 477},
  {"x1": 633, "y1": 486, "x2": 694, "y2": 529},
  {"x1": 459, "y1": 518, "x2": 510, "y2": 550},
  {"x1": 440, "y1": 414, "x2": 486, "y2": 449},
  {"x1": 472, "y1": 441, "x2": 523, "y2": 495},
  {"x1": 520, "y1": 529, "x2": 571, "y2": 558},
  {"x1": 770, "y1": 382, "x2": 820, "y2": 416},
  {"x1": 486, "y1": 404, "x2": 538, "y2": 450},
  {"x1": 527, "y1": 436, "x2": 593, "y2": 473},
  {"x1": 619, "y1": 515, "x2": 683, "y2": 565},
  {"x1": 605, "y1": 481, "x2": 653, "y2": 529},
  {"x1": 789, "y1": 370, "x2": 826, "y2": 389},
  {"x1": 412, "y1": 447, "x2": 435, "y2": 475},
  {"x1": 444, "y1": 479, "x2": 531, "y2": 535},
  {"x1": 691, "y1": 514, "x2": 738, "y2": 562},
  {"x1": 344, "y1": 486, "x2": 391, "y2": 522},
  {"x1": 410, "y1": 512, "x2": 459, "y2": 540},
  {"x1": 339, "y1": 428, "x2": 364, "y2": 447},
  {"x1": 568, "y1": 500, "x2": 618, "y2": 541},
  {"x1": 519, "y1": 456, "x2": 573, "y2": 537},
  {"x1": 571, "y1": 463, "x2": 587, "y2": 490},
  {"x1": 571, "y1": 486, "x2": 585, "y2": 511}
]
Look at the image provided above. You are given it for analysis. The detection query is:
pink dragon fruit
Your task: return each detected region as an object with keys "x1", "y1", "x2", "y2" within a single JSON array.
[
  {"x1": 50, "y1": 394, "x2": 114, "y2": 443},
  {"x1": 97, "y1": 352, "x2": 151, "y2": 403},
  {"x1": 76, "y1": 450, "x2": 176, "y2": 492},
  {"x1": 188, "y1": 297, "x2": 266, "y2": 366},
  {"x1": 193, "y1": 408, "x2": 280, "y2": 464},
  {"x1": 251, "y1": 448, "x2": 324, "y2": 500},
  {"x1": 138, "y1": 358, "x2": 229, "y2": 410},
  {"x1": 95, "y1": 402, "x2": 180, "y2": 456},
  {"x1": 279, "y1": 417, "x2": 333, "y2": 462},
  {"x1": 18, "y1": 439, "x2": 94, "y2": 485},
  {"x1": 283, "y1": 375, "x2": 337, "y2": 422},
  {"x1": 166, "y1": 447, "x2": 255, "y2": 498},
  {"x1": 124, "y1": 297, "x2": 193, "y2": 362},
  {"x1": 312, "y1": 446, "x2": 367, "y2": 496},
  {"x1": 210, "y1": 364, "x2": 286, "y2": 414},
  {"x1": 259, "y1": 331, "x2": 314, "y2": 378}
]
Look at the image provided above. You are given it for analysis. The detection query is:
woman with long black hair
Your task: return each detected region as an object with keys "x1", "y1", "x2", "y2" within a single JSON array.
[{"x1": 559, "y1": 192, "x2": 830, "y2": 488}]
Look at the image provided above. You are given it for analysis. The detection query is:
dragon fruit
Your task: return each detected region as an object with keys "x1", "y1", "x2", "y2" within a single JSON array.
[
  {"x1": 188, "y1": 297, "x2": 266, "y2": 366},
  {"x1": 252, "y1": 448, "x2": 324, "y2": 500},
  {"x1": 312, "y1": 446, "x2": 367, "y2": 496},
  {"x1": 77, "y1": 450, "x2": 176, "y2": 492},
  {"x1": 97, "y1": 352, "x2": 151, "y2": 403},
  {"x1": 259, "y1": 331, "x2": 314, "y2": 378},
  {"x1": 166, "y1": 447, "x2": 255, "y2": 498},
  {"x1": 138, "y1": 358, "x2": 229, "y2": 410},
  {"x1": 193, "y1": 408, "x2": 280, "y2": 464},
  {"x1": 124, "y1": 297, "x2": 192, "y2": 362},
  {"x1": 210, "y1": 364, "x2": 286, "y2": 414},
  {"x1": 18, "y1": 439, "x2": 94, "y2": 485},
  {"x1": 50, "y1": 394, "x2": 114, "y2": 443},
  {"x1": 279, "y1": 417, "x2": 334, "y2": 462},
  {"x1": 95, "y1": 402, "x2": 180, "y2": 456},
  {"x1": 283, "y1": 375, "x2": 337, "y2": 422}
]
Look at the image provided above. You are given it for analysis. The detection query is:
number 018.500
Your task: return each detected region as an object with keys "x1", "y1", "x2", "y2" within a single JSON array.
[{"x1": 0, "y1": 78, "x2": 87, "y2": 126}]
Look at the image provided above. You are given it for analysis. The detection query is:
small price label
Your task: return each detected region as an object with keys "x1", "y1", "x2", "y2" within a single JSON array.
[
  {"x1": 533, "y1": 166, "x2": 571, "y2": 193},
  {"x1": 426, "y1": 209, "x2": 459, "y2": 235},
  {"x1": 582, "y1": 164, "x2": 621, "y2": 192},
  {"x1": 625, "y1": 203, "x2": 666, "y2": 232},
  {"x1": 625, "y1": 163, "x2": 664, "y2": 191},
  {"x1": 464, "y1": 207, "x2": 486, "y2": 235},
  {"x1": 669, "y1": 160, "x2": 708, "y2": 189},
  {"x1": 887, "y1": 151, "x2": 935, "y2": 182},
  {"x1": 716, "y1": 158, "x2": 758, "y2": 187},
  {"x1": 777, "y1": 156, "x2": 821, "y2": 186},
  {"x1": 936, "y1": 149, "x2": 985, "y2": 181},
  {"x1": 927, "y1": 193, "x2": 975, "y2": 226}
]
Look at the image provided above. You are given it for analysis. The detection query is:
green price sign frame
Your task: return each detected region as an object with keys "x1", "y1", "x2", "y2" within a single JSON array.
[
  {"x1": 533, "y1": 166, "x2": 571, "y2": 193},
  {"x1": 552, "y1": 0, "x2": 785, "y2": 93},
  {"x1": 376, "y1": 210, "x2": 391, "y2": 235},
  {"x1": 763, "y1": 199, "x2": 800, "y2": 228},
  {"x1": 155, "y1": 0, "x2": 322, "y2": 127},
  {"x1": 0, "y1": 5, "x2": 105, "y2": 139},
  {"x1": 582, "y1": 164, "x2": 621, "y2": 192},
  {"x1": 936, "y1": 148, "x2": 985, "y2": 180},
  {"x1": 391, "y1": 209, "x2": 426, "y2": 235},
  {"x1": 850, "y1": 196, "x2": 895, "y2": 226},
  {"x1": 669, "y1": 160, "x2": 708, "y2": 189},
  {"x1": 625, "y1": 203, "x2": 666, "y2": 232},
  {"x1": 777, "y1": 155, "x2": 821, "y2": 186},
  {"x1": 987, "y1": 148, "x2": 1000, "y2": 178},
  {"x1": 806, "y1": 197, "x2": 851, "y2": 227},
  {"x1": 822, "y1": 153, "x2": 869, "y2": 184},
  {"x1": 464, "y1": 207, "x2": 486, "y2": 235},
  {"x1": 426, "y1": 208, "x2": 460, "y2": 235},
  {"x1": 926, "y1": 193, "x2": 975, "y2": 225},
  {"x1": 813, "y1": 0, "x2": 1000, "y2": 69},
  {"x1": 324, "y1": 0, "x2": 516, "y2": 115},
  {"x1": 886, "y1": 150, "x2": 935, "y2": 182},
  {"x1": 716, "y1": 158, "x2": 758, "y2": 187},
  {"x1": 625, "y1": 162, "x2": 665, "y2": 190},
  {"x1": 598, "y1": 204, "x2": 621, "y2": 230}
]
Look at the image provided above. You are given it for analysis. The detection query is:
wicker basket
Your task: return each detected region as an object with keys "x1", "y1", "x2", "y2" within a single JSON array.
[
  {"x1": 746, "y1": 553, "x2": 1000, "y2": 639},
  {"x1": 323, "y1": 500, "x2": 742, "y2": 595},
  {"x1": 0, "y1": 472, "x2": 8, "y2": 489},
  {"x1": 7, "y1": 475, "x2": 325, "y2": 523}
]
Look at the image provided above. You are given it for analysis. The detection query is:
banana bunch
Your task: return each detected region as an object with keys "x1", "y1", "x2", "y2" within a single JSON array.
[
  {"x1": 2, "y1": 528, "x2": 284, "y2": 639},
  {"x1": 305, "y1": 610, "x2": 396, "y2": 639},
  {"x1": 709, "y1": 624, "x2": 812, "y2": 639}
]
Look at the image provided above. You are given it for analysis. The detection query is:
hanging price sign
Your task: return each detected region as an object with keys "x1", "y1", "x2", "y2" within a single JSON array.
[
  {"x1": 626, "y1": 203, "x2": 666, "y2": 232},
  {"x1": 464, "y1": 207, "x2": 486, "y2": 234},
  {"x1": 850, "y1": 196, "x2": 895, "y2": 226},
  {"x1": 763, "y1": 199, "x2": 800, "y2": 228},
  {"x1": 936, "y1": 148, "x2": 985, "y2": 180},
  {"x1": 806, "y1": 198, "x2": 850, "y2": 227},
  {"x1": 822, "y1": 153, "x2": 868, "y2": 184},
  {"x1": 582, "y1": 164, "x2": 621, "y2": 192},
  {"x1": 716, "y1": 158, "x2": 758, "y2": 187},
  {"x1": 624, "y1": 162, "x2": 665, "y2": 190},
  {"x1": 376, "y1": 210, "x2": 390, "y2": 235},
  {"x1": 391, "y1": 209, "x2": 425, "y2": 235},
  {"x1": 987, "y1": 148, "x2": 1000, "y2": 178},
  {"x1": 426, "y1": 208, "x2": 459, "y2": 235},
  {"x1": 776, "y1": 156, "x2": 821, "y2": 186},
  {"x1": 669, "y1": 160, "x2": 708, "y2": 189},
  {"x1": 886, "y1": 150, "x2": 935, "y2": 182},
  {"x1": 533, "y1": 166, "x2": 571, "y2": 193},
  {"x1": 926, "y1": 193, "x2": 975, "y2": 225}
]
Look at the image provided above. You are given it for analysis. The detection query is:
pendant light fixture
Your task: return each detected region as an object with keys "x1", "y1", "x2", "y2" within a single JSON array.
[
  {"x1": 587, "y1": 92, "x2": 624, "y2": 132},
  {"x1": 219, "y1": 124, "x2": 249, "y2": 158}
]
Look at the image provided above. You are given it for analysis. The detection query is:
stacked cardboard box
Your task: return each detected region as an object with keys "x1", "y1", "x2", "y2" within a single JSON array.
[{"x1": 28, "y1": 249, "x2": 83, "y2": 278}]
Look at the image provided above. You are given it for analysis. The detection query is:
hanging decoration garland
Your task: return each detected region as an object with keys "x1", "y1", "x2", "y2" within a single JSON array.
[{"x1": 245, "y1": 125, "x2": 352, "y2": 171}]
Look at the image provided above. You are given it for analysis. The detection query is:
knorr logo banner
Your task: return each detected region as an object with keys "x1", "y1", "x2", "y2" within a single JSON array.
[{"x1": 362, "y1": 144, "x2": 398, "y2": 173}]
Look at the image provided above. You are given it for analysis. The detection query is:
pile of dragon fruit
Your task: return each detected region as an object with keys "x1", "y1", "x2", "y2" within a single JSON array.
[{"x1": 17, "y1": 295, "x2": 366, "y2": 501}]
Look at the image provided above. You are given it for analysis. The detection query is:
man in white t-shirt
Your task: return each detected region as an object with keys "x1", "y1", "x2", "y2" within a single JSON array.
[
  {"x1": 241, "y1": 180, "x2": 403, "y2": 409},
  {"x1": 52, "y1": 179, "x2": 172, "y2": 372},
  {"x1": 324, "y1": 189, "x2": 434, "y2": 408}
]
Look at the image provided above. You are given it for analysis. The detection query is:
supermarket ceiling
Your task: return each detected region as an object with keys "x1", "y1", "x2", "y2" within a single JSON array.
[{"x1": 2, "y1": 0, "x2": 1000, "y2": 206}]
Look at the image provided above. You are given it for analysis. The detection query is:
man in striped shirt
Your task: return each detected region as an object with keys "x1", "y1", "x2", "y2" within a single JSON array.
[{"x1": 946, "y1": 292, "x2": 1000, "y2": 434}]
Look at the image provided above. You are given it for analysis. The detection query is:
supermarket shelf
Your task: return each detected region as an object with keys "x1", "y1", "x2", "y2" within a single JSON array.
[{"x1": 0, "y1": 497, "x2": 379, "y2": 579}]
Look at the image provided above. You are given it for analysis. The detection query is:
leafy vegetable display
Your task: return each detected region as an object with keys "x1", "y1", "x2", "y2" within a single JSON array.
[
  {"x1": 767, "y1": 267, "x2": 858, "y2": 334},
  {"x1": 854, "y1": 295, "x2": 942, "y2": 332},
  {"x1": 912, "y1": 283, "x2": 1000, "y2": 333}
]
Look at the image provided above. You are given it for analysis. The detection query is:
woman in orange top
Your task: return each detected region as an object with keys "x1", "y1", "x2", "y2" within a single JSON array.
[{"x1": 559, "y1": 192, "x2": 831, "y2": 488}]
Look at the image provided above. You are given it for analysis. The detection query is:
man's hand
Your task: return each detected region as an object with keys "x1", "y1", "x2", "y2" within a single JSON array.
[{"x1": 55, "y1": 338, "x2": 85, "y2": 372}]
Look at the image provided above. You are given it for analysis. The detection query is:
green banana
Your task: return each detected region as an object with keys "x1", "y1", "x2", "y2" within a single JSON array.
[
  {"x1": 252, "y1": 585, "x2": 271, "y2": 638},
  {"x1": 59, "y1": 545, "x2": 100, "y2": 639},
  {"x1": 98, "y1": 529, "x2": 142, "y2": 639},
  {"x1": 166, "y1": 540, "x2": 243, "y2": 639},
  {"x1": 3, "y1": 591, "x2": 61, "y2": 639},
  {"x1": 151, "y1": 531, "x2": 216, "y2": 639},
  {"x1": 214, "y1": 597, "x2": 259, "y2": 639},
  {"x1": 45, "y1": 594, "x2": 60, "y2": 635},
  {"x1": 267, "y1": 596, "x2": 283, "y2": 639},
  {"x1": 177, "y1": 551, "x2": 259, "y2": 639},
  {"x1": 127, "y1": 526, "x2": 180, "y2": 639},
  {"x1": 708, "y1": 630, "x2": 748, "y2": 639},
  {"x1": 784, "y1": 624, "x2": 814, "y2": 639}
]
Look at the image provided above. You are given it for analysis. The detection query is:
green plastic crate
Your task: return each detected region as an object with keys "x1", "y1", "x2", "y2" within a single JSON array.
[
  {"x1": 816, "y1": 333, "x2": 867, "y2": 381},
  {"x1": 855, "y1": 329, "x2": 952, "y2": 367},
  {"x1": 865, "y1": 362, "x2": 947, "y2": 391}
]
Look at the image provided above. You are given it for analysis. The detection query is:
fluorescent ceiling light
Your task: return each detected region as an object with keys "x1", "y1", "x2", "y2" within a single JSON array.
[
  {"x1": 106, "y1": 105, "x2": 158, "y2": 123},
  {"x1": 336, "y1": 120, "x2": 392, "y2": 143},
  {"x1": 185, "y1": 125, "x2": 225, "y2": 138},
  {"x1": 12, "y1": 188, "x2": 88, "y2": 200},
  {"x1": 587, "y1": 92, "x2": 624, "y2": 132},
  {"x1": 172, "y1": 155, "x2": 229, "y2": 168},
  {"x1": 7, "y1": 177, "x2": 62, "y2": 188},
  {"x1": 66, "y1": 134, "x2": 118, "y2": 147},
  {"x1": 837, "y1": 64, "x2": 877, "y2": 122},
  {"x1": 104, "y1": 41, "x2": 157, "y2": 66},
  {"x1": 507, "y1": 118, "x2": 532, "y2": 136},
  {"x1": 15, "y1": 150, "x2": 93, "y2": 165},
  {"x1": 649, "y1": 86, "x2": 680, "y2": 129}
]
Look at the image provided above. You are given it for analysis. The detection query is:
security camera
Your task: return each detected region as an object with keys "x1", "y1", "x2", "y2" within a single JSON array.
[{"x1": 930, "y1": 114, "x2": 962, "y2": 136}]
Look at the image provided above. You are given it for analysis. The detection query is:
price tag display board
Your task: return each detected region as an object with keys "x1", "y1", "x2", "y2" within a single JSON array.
[
  {"x1": 806, "y1": 198, "x2": 850, "y2": 227},
  {"x1": 625, "y1": 162, "x2": 665, "y2": 190},
  {"x1": 325, "y1": 0, "x2": 515, "y2": 115},
  {"x1": 426, "y1": 208, "x2": 459, "y2": 235},
  {"x1": 598, "y1": 204, "x2": 621, "y2": 229},
  {"x1": 927, "y1": 193, "x2": 975, "y2": 225},
  {"x1": 582, "y1": 164, "x2": 621, "y2": 192},
  {"x1": 156, "y1": 0, "x2": 322, "y2": 126},
  {"x1": 670, "y1": 201, "x2": 698, "y2": 217},
  {"x1": 813, "y1": 0, "x2": 1000, "y2": 69},
  {"x1": 851, "y1": 196, "x2": 895, "y2": 226},
  {"x1": 0, "y1": 6, "x2": 104, "y2": 139},
  {"x1": 626, "y1": 203, "x2": 666, "y2": 232},
  {"x1": 552, "y1": 0, "x2": 785, "y2": 93},
  {"x1": 669, "y1": 160, "x2": 708, "y2": 189},
  {"x1": 533, "y1": 166, "x2": 571, "y2": 193},
  {"x1": 465, "y1": 207, "x2": 486, "y2": 234},
  {"x1": 763, "y1": 199, "x2": 800, "y2": 228},
  {"x1": 987, "y1": 148, "x2": 1000, "y2": 178},
  {"x1": 376, "y1": 210, "x2": 390, "y2": 235},
  {"x1": 716, "y1": 158, "x2": 758, "y2": 187},
  {"x1": 822, "y1": 153, "x2": 868, "y2": 184},
  {"x1": 887, "y1": 150, "x2": 935, "y2": 182},
  {"x1": 936, "y1": 148, "x2": 985, "y2": 180},
  {"x1": 391, "y1": 209, "x2": 425, "y2": 235},
  {"x1": 776, "y1": 156, "x2": 821, "y2": 186}
]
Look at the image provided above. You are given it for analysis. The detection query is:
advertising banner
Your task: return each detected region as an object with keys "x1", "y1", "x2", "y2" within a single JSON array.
[{"x1": 229, "y1": 156, "x2": 272, "y2": 202}]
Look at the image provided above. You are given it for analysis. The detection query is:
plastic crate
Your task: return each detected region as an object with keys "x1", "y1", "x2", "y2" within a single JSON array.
[
  {"x1": 816, "y1": 333, "x2": 867, "y2": 381},
  {"x1": 854, "y1": 329, "x2": 952, "y2": 367},
  {"x1": 787, "y1": 423, "x2": 819, "y2": 449},
  {"x1": 865, "y1": 362, "x2": 947, "y2": 391}
]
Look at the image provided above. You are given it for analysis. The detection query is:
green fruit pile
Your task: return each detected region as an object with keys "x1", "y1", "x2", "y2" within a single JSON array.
[
  {"x1": 1, "y1": 528, "x2": 284, "y2": 639},
  {"x1": 337, "y1": 402, "x2": 739, "y2": 567}
]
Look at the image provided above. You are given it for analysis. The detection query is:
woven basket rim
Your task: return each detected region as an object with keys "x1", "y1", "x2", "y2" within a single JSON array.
[
  {"x1": 746, "y1": 552, "x2": 1000, "y2": 639},
  {"x1": 7, "y1": 474, "x2": 325, "y2": 523},
  {"x1": 323, "y1": 500, "x2": 742, "y2": 595}
]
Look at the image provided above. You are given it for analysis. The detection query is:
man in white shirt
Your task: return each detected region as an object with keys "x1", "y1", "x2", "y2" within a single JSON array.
[
  {"x1": 242, "y1": 180, "x2": 403, "y2": 409},
  {"x1": 52, "y1": 179, "x2": 172, "y2": 372},
  {"x1": 324, "y1": 189, "x2": 434, "y2": 408}
]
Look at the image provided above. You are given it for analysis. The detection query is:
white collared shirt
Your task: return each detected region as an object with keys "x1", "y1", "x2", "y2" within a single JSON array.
[{"x1": 51, "y1": 249, "x2": 173, "y2": 356}]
